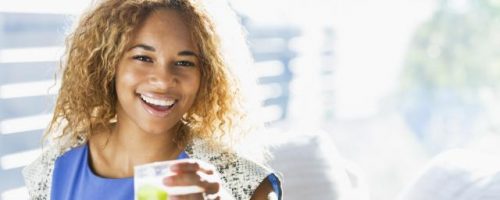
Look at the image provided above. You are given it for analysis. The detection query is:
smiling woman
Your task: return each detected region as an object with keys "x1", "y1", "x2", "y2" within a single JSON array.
[
  {"x1": 21, "y1": 0, "x2": 281, "y2": 200},
  {"x1": 115, "y1": 10, "x2": 201, "y2": 137}
]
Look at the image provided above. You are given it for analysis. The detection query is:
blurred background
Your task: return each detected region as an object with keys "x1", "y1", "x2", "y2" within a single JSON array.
[{"x1": 1, "y1": 0, "x2": 500, "y2": 199}]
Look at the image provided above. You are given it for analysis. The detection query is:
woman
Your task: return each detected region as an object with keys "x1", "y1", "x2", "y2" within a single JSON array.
[{"x1": 22, "y1": 0, "x2": 281, "y2": 199}]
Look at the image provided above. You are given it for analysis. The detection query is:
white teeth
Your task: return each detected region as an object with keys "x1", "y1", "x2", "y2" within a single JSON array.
[{"x1": 140, "y1": 94, "x2": 175, "y2": 107}]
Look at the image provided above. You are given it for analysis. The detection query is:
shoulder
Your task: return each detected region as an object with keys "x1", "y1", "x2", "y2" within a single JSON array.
[
  {"x1": 186, "y1": 139, "x2": 280, "y2": 200},
  {"x1": 22, "y1": 137, "x2": 86, "y2": 199},
  {"x1": 22, "y1": 143, "x2": 61, "y2": 199}
]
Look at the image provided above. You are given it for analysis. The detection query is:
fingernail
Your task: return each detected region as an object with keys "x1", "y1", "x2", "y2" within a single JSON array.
[
  {"x1": 170, "y1": 164, "x2": 179, "y2": 171},
  {"x1": 163, "y1": 177, "x2": 173, "y2": 185},
  {"x1": 169, "y1": 196, "x2": 179, "y2": 200}
]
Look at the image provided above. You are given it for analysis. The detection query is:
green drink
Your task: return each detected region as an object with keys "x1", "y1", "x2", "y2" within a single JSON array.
[
  {"x1": 137, "y1": 185, "x2": 168, "y2": 200},
  {"x1": 135, "y1": 160, "x2": 204, "y2": 200}
]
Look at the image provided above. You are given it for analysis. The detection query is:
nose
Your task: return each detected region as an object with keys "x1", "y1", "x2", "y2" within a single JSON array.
[{"x1": 149, "y1": 66, "x2": 177, "y2": 90}]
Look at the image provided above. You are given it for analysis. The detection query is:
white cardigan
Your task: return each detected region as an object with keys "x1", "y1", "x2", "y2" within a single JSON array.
[{"x1": 22, "y1": 138, "x2": 277, "y2": 200}]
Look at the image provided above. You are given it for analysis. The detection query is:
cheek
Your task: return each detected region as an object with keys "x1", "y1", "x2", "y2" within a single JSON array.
[
  {"x1": 193, "y1": 75, "x2": 201, "y2": 95},
  {"x1": 183, "y1": 73, "x2": 202, "y2": 107},
  {"x1": 115, "y1": 68, "x2": 142, "y2": 101},
  {"x1": 190, "y1": 73, "x2": 201, "y2": 98}
]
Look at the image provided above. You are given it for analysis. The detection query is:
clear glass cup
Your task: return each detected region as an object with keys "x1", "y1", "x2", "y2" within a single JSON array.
[{"x1": 134, "y1": 160, "x2": 205, "y2": 200}]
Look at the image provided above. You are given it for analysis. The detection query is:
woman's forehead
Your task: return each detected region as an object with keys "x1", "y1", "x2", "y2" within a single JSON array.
[{"x1": 128, "y1": 9, "x2": 198, "y2": 52}]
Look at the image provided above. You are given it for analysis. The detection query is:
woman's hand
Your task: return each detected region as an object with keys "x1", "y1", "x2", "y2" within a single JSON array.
[{"x1": 163, "y1": 159, "x2": 221, "y2": 200}]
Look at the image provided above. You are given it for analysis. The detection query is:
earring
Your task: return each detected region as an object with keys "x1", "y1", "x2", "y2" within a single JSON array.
[{"x1": 109, "y1": 114, "x2": 118, "y2": 123}]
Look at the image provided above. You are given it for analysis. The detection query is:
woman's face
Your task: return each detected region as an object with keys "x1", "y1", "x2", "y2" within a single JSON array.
[{"x1": 115, "y1": 9, "x2": 201, "y2": 135}]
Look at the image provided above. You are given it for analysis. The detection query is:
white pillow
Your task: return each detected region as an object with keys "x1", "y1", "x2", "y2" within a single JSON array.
[
  {"x1": 399, "y1": 149, "x2": 500, "y2": 200},
  {"x1": 267, "y1": 131, "x2": 366, "y2": 200}
]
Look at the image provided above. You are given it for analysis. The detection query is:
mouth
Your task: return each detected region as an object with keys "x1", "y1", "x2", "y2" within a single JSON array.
[{"x1": 138, "y1": 93, "x2": 177, "y2": 117}]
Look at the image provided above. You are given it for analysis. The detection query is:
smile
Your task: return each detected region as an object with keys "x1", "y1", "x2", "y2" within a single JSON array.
[{"x1": 139, "y1": 93, "x2": 177, "y2": 117}]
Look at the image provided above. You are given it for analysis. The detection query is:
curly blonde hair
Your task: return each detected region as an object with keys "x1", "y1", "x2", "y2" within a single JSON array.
[{"x1": 47, "y1": 0, "x2": 245, "y2": 149}]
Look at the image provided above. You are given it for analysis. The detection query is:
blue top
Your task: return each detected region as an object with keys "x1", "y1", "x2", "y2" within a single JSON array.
[{"x1": 51, "y1": 143, "x2": 281, "y2": 200}]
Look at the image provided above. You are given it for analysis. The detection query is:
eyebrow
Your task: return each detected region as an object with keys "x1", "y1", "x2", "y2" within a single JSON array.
[
  {"x1": 128, "y1": 44, "x2": 199, "y2": 58},
  {"x1": 178, "y1": 50, "x2": 199, "y2": 58},
  {"x1": 129, "y1": 44, "x2": 155, "y2": 51}
]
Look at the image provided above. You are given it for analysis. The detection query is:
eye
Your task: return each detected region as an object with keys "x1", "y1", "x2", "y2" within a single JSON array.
[
  {"x1": 132, "y1": 55, "x2": 153, "y2": 63},
  {"x1": 175, "y1": 61, "x2": 195, "y2": 67}
]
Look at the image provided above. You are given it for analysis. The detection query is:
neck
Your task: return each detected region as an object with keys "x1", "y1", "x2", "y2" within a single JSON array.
[
  {"x1": 111, "y1": 121, "x2": 180, "y2": 162},
  {"x1": 89, "y1": 120, "x2": 183, "y2": 178}
]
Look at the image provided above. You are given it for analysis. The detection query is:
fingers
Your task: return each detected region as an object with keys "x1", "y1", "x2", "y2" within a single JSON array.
[
  {"x1": 162, "y1": 159, "x2": 221, "y2": 197},
  {"x1": 163, "y1": 172, "x2": 220, "y2": 195},
  {"x1": 170, "y1": 159, "x2": 215, "y2": 175},
  {"x1": 163, "y1": 172, "x2": 200, "y2": 186},
  {"x1": 168, "y1": 193, "x2": 204, "y2": 200}
]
